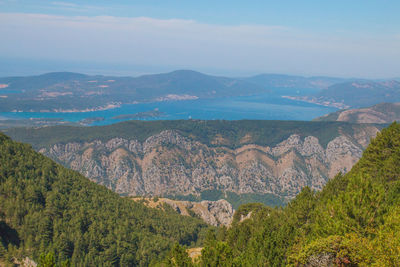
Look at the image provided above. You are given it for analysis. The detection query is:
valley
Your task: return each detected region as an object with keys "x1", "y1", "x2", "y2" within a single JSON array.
[{"x1": 1, "y1": 1, "x2": 399, "y2": 266}]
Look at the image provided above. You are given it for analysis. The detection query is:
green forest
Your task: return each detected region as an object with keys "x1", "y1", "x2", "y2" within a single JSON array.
[
  {"x1": 166, "y1": 122, "x2": 400, "y2": 266},
  {"x1": 0, "y1": 133, "x2": 210, "y2": 266},
  {"x1": 2, "y1": 122, "x2": 400, "y2": 266}
]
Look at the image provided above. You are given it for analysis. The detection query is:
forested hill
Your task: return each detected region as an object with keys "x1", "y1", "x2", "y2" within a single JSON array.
[
  {"x1": 171, "y1": 123, "x2": 400, "y2": 266},
  {"x1": 0, "y1": 133, "x2": 210, "y2": 266}
]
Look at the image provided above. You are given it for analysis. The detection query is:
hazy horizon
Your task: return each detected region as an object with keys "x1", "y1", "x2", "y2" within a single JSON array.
[
  {"x1": 1, "y1": 0, "x2": 399, "y2": 79},
  {"x1": 1, "y1": 57, "x2": 400, "y2": 81}
]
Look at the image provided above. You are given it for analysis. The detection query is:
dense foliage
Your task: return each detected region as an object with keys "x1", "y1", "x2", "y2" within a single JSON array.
[
  {"x1": 0, "y1": 133, "x2": 210, "y2": 266},
  {"x1": 5, "y1": 119, "x2": 382, "y2": 150},
  {"x1": 167, "y1": 122, "x2": 400, "y2": 266}
]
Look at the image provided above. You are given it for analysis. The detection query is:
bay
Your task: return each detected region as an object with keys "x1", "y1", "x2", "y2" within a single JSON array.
[{"x1": 0, "y1": 94, "x2": 336, "y2": 125}]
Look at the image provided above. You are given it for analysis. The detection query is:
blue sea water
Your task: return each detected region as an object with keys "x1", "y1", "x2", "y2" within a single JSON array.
[{"x1": 0, "y1": 94, "x2": 337, "y2": 125}]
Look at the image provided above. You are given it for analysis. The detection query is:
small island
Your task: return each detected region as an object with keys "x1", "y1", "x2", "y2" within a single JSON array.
[
  {"x1": 79, "y1": 117, "x2": 105, "y2": 125},
  {"x1": 112, "y1": 109, "x2": 165, "y2": 120}
]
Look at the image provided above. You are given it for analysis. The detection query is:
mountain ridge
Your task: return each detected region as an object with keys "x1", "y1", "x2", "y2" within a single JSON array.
[
  {"x1": 244, "y1": 73, "x2": 346, "y2": 90},
  {"x1": 0, "y1": 70, "x2": 267, "y2": 112},
  {"x1": 0, "y1": 70, "x2": 369, "y2": 113},
  {"x1": 5, "y1": 120, "x2": 381, "y2": 205}
]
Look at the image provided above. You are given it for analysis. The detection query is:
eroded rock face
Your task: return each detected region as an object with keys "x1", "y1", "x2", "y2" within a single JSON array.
[
  {"x1": 40, "y1": 128, "x2": 378, "y2": 200},
  {"x1": 134, "y1": 198, "x2": 234, "y2": 226},
  {"x1": 198, "y1": 200, "x2": 234, "y2": 226}
]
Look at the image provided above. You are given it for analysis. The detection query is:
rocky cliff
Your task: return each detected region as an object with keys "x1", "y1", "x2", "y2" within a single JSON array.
[
  {"x1": 133, "y1": 197, "x2": 234, "y2": 226},
  {"x1": 37, "y1": 125, "x2": 379, "y2": 201}
]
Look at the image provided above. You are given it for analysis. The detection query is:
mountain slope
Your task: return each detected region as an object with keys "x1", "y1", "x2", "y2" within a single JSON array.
[
  {"x1": 5, "y1": 120, "x2": 381, "y2": 203},
  {"x1": 0, "y1": 133, "x2": 209, "y2": 266},
  {"x1": 180, "y1": 122, "x2": 400, "y2": 266},
  {"x1": 0, "y1": 72, "x2": 88, "y2": 93},
  {"x1": 122, "y1": 70, "x2": 266, "y2": 98},
  {"x1": 317, "y1": 80, "x2": 400, "y2": 108},
  {"x1": 314, "y1": 102, "x2": 400, "y2": 123},
  {"x1": 245, "y1": 73, "x2": 344, "y2": 90}
]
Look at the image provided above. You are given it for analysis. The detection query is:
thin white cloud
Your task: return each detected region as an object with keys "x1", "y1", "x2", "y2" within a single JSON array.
[
  {"x1": 48, "y1": 1, "x2": 106, "y2": 13},
  {"x1": 51, "y1": 1, "x2": 78, "y2": 7},
  {"x1": 0, "y1": 12, "x2": 399, "y2": 78}
]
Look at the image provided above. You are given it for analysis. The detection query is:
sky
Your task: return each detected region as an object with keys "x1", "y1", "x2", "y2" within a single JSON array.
[{"x1": 1, "y1": 0, "x2": 400, "y2": 78}]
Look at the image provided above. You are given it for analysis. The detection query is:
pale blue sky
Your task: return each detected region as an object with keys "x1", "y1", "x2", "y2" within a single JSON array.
[{"x1": 1, "y1": 0, "x2": 399, "y2": 78}]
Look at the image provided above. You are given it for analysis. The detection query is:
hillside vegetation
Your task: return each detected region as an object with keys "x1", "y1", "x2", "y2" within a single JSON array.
[
  {"x1": 167, "y1": 123, "x2": 400, "y2": 266},
  {"x1": 0, "y1": 133, "x2": 210, "y2": 266}
]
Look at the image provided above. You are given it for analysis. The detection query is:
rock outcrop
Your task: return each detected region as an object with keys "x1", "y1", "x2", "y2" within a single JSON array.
[
  {"x1": 39, "y1": 127, "x2": 379, "y2": 201},
  {"x1": 133, "y1": 198, "x2": 234, "y2": 226}
]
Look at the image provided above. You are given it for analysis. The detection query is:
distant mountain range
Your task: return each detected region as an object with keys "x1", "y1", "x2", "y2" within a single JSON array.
[
  {"x1": 314, "y1": 102, "x2": 400, "y2": 123},
  {"x1": 0, "y1": 70, "x2": 352, "y2": 113},
  {"x1": 0, "y1": 70, "x2": 268, "y2": 112},
  {"x1": 244, "y1": 73, "x2": 345, "y2": 89},
  {"x1": 1, "y1": 70, "x2": 399, "y2": 113}
]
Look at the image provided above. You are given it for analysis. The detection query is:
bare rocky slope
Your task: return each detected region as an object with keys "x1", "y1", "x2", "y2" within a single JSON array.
[
  {"x1": 314, "y1": 102, "x2": 400, "y2": 123},
  {"x1": 8, "y1": 120, "x2": 380, "y2": 204},
  {"x1": 133, "y1": 197, "x2": 234, "y2": 226}
]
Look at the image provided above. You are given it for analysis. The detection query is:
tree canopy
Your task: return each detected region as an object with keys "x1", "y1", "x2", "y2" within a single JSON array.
[{"x1": 0, "y1": 133, "x2": 210, "y2": 266}]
